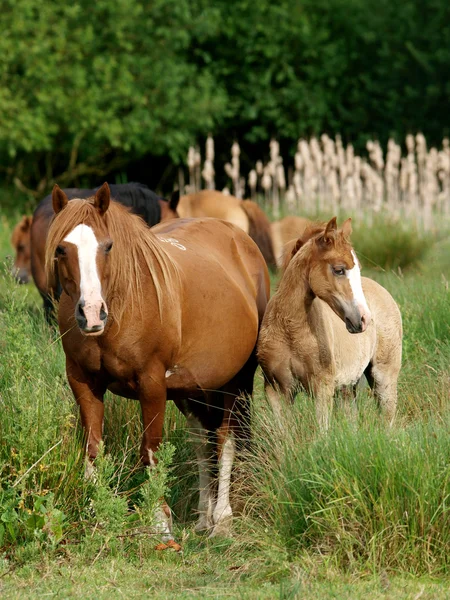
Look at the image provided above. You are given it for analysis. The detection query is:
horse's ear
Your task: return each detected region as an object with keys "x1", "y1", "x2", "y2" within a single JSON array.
[
  {"x1": 341, "y1": 218, "x2": 352, "y2": 239},
  {"x1": 94, "y1": 182, "x2": 110, "y2": 215},
  {"x1": 52, "y1": 185, "x2": 69, "y2": 214},
  {"x1": 20, "y1": 216, "x2": 32, "y2": 231},
  {"x1": 320, "y1": 216, "x2": 337, "y2": 246},
  {"x1": 169, "y1": 190, "x2": 180, "y2": 211}
]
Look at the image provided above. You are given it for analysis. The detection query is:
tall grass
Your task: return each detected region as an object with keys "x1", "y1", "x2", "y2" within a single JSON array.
[{"x1": 243, "y1": 391, "x2": 450, "y2": 576}]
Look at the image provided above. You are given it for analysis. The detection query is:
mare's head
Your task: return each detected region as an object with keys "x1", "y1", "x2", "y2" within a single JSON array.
[
  {"x1": 46, "y1": 183, "x2": 113, "y2": 336},
  {"x1": 11, "y1": 215, "x2": 33, "y2": 284},
  {"x1": 290, "y1": 217, "x2": 371, "y2": 333}
]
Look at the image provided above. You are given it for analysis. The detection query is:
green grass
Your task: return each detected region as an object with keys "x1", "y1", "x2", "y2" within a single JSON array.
[{"x1": 0, "y1": 211, "x2": 449, "y2": 597}]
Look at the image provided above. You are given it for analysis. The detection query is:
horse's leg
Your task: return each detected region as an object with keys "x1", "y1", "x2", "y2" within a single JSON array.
[
  {"x1": 66, "y1": 362, "x2": 105, "y2": 478},
  {"x1": 210, "y1": 356, "x2": 255, "y2": 538},
  {"x1": 311, "y1": 378, "x2": 334, "y2": 432},
  {"x1": 139, "y1": 373, "x2": 173, "y2": 540},
  {"x1": 365, "y1": 362, "x2": 398, "y2": 426},
  {"x1": 264, "y1": 377, "x2": 295, "y2": 424},
  {"x1": 185, "y1": 413, "x2": 215, "y2": 532}
]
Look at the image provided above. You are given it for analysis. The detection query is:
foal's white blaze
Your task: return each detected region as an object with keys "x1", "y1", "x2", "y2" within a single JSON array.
[
  {"x1": 346, "y1": 250, "x2": 372, "y2": 329},
  {"x1": 64, "y1": 224, "x2": 106, "y2": 331}
]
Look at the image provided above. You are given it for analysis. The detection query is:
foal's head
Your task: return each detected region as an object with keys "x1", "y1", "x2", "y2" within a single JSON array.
[
  {"x1": 48, "y1": 183, "x2": 113, "y2": 336},
  {"x1": 291, "y1": 217, "x2": 371, "y2": 333}
]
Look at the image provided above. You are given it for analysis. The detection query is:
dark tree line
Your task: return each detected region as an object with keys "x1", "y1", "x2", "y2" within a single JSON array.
[{"x1": 0, "y1": 0, "x2": 449, "y2": 196}]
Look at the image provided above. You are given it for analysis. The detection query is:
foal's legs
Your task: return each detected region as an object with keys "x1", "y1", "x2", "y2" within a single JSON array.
[
  {"x1": 311, "y1": 378, "x2": 335, "y2": 432},
  {"x1": 365, "y1": 362, "x2": 399, "y2": 425}
]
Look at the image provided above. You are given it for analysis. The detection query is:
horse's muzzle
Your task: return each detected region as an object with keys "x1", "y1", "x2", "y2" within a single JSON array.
[
  {"x1": 76, "y1": 300, "x2": 108, "y2": 335},
  {"x1": 11, "y1": 267, "x2": 29, "y2": 285},
  {"x1": 344, "y1": 301, "x2": 370, "y2": 334}
]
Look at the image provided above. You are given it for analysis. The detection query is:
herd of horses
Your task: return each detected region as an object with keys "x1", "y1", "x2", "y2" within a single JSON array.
[{"x1": 10, "y1": 182, "x2": 402, "y2": 542}]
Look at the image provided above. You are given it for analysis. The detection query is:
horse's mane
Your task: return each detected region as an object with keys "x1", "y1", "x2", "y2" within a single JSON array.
[
  {"x1": 45, "y1": 198, "x2": 179, "y2": 324},
  {"x1": 108, "y1": 183, "x2": 162, "y2": 226},
  {"x1": 35, "y1": 183, "x2": 162, "y2": 227},
  {"x1": 241, "y1": 200, "x2": 276, "y2": 267},
  {"x1": 280, "y1": 221, "x2": 327, "y2": 272}
]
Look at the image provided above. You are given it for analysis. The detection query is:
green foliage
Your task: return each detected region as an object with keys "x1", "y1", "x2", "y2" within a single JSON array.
[
  {"x1": 0, "y1": 0, "x2": 225, "y2": 188},
  {"x1": 1, "y1": 0, "x2": 449, "y2": 192},
  {"x1": 350, "y1": 216, "x2": 435, "y2": 272},
  {"x1": 138, "y1": 443, "x2": 175, "y2": 525}
]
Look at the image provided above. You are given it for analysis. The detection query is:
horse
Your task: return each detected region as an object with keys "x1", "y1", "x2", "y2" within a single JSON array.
[
  {"x1": 270, "y1": 215, "x2": 312, "y2": 268},
  {"x1": 46, "y1": 183, "x2": 270, "y2": 539},
  {"x1": 257, "y1": 217, "x2": 402, "y2": 430},
  {"x1": 177, "y1": 190, "x2": 276, "y2": 267},
  {"x1": 10, "y1": 215, "x2": 33, "y2": 283},
  {"x1": 31, "y1": 182, "x2": 179, "y2": 322}
]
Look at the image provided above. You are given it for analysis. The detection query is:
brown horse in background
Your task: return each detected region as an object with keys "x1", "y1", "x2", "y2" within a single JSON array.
[
  {"x1": 31, "y1": 183, "x2": 178, "y2": 322},
  {"x1": 258, "y1": 218, "x2": 402, "y2": 430},
  {"x1": 46, "y1": 183, "x2": 269, "y2": 539},
  {"x1": 271, "y1": 215, "x2": 312, "y2": 268},
  {"x1": 177, "y1": 190, "x2": 276, "y2": 267},
  {"x1": 10, "y1": 215, "x2": 33, "y2": 283}
]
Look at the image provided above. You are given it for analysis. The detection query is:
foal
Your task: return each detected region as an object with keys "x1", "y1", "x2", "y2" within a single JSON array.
[{"x1": 257, "y1": 217, "x2": 402, "y2": 429}]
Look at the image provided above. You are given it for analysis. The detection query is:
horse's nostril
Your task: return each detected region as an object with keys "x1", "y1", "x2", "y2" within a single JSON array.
[
  {"x1": 77, "y1": 304, "x2": 85, "y2": 318},
  {"x1": 100, "y1": 307, "x2": 107, "y2": 321}
]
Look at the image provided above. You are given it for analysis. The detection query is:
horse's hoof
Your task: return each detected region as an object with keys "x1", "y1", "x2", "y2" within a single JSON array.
[
  {"x1": 194, "y1": 517, "x2": 214, "y2": 533},
  {"x1": 208, "y1": 516, "x2": 233, "y2": 539}
]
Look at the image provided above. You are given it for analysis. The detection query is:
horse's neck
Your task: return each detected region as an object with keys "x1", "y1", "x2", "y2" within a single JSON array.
[{"x1": 276, "y1": 259, "x2": 314, "y2": 329}]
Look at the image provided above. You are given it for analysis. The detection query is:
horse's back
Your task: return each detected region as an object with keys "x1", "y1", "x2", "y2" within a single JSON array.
[
  {"x1": 152, "y1": 217, "x2": 269, "y2": 314},
  {"x1": 178, "y1": 191, "x2": 249, "y2": 233},
  {"x1": 362, "y1": 277, "x2": 402, "y2": 365}
]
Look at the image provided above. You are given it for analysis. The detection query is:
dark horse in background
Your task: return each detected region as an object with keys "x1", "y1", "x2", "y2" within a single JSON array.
[{"x1": 30, "y1": 182, "x2": 179, "y2": 321}]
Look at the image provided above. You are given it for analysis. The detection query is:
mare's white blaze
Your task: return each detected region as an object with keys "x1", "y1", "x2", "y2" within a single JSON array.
[
  {"x1": 347, "y1": 251, "x2": 371, "y2": 323},
  {"x1": 64, "y1": 224, "x2": 106, "y2": 328}
]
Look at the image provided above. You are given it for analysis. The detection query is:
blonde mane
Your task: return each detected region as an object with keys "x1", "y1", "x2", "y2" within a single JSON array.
[{"x1": 45, "y1": 198, "x2": 180, "y2": 324}]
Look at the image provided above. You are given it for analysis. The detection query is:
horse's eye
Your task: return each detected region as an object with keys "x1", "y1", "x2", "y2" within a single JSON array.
[
  {"x1": 332, "y1": 266, "x2": 345, "y2": 276},
  {"x1": 56, "y1": 245, "x2": 66, "y2": 256},
  {"x1": 104, "y1": 241, "x2": 113, "y2": 254}
]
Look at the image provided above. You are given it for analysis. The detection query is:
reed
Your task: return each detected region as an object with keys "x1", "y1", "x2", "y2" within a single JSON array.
[{"x1": 185, "y1": 134, "x2": 450, "y2": 230}]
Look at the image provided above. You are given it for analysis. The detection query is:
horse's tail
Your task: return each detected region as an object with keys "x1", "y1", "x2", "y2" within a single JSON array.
[{"x1": 241, "y1": 200, "x2": 276, "y2": 268}]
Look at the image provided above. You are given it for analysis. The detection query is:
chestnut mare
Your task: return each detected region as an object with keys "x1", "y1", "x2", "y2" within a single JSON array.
[
  {"x1": 177, "y1": 190, "x2": 276, "y2": 267},
  {"x1": 46, "y1": 183, "x2": 269, "y2": 539},
  {"x1": 31, "y1": 183, "x2": 178, "y2": 322},
  {"x1": 10, "y1": 215, "x2": 33, "y2": 283},
  {"x1": 258, "y1": 218, "x2": 402, "y2": 430}
]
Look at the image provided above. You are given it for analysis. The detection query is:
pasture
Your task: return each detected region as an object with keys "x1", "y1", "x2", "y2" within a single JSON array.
[{"x1": 0, "y1": 202, "x2": 449, "y2": 598}]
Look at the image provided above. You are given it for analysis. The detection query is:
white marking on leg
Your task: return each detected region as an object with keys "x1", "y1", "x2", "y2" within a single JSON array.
[
  {"x1": 186, "y1": 414, "x2": 214, "y2": 531},
  {"x1": 347, "y1": 250, "x2": 371, "y2": 325},
  {"x1": 147, "y1": 449, "x2": 156, "y2": 467},
  {"x1": 212, "y1": 435, "x2": 235, "y2": 532},
  {"x1": 64, "y1": 224, "x2": 107, "y2": 328}
]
